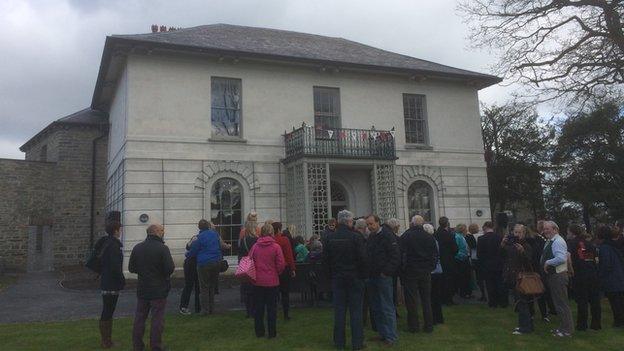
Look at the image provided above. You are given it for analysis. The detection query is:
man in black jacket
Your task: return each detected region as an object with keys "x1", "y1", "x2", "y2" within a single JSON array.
[
  {"x1": 399, "y1": 215, "x2": 437, "y2": 333},
  {"x1": 434, "y1": 217, "x2": 458, "y2": 305},
  {"x1": 129, "y1": 224, "x2": 175, "y2": 351},
  {"x1": 323, "y1": 210, "x2": 368, "y2": 350},
  {"x1": 366, "y1": 214, "x2": 400, "y2": 346},
  {"x1": 477, "y1": 221, "x2": 507, "y2": 308}
]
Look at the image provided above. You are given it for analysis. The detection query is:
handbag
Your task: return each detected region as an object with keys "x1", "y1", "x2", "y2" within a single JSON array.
[
  {"x1": 516, "y1": 271, "x2": 545, "y2": 295},
  {"x1": 219, "y1": 259, "x2": 229, "y2": 273},
  {"x1": 235, "y1": 246, "x2": 257, "y2": 282}
]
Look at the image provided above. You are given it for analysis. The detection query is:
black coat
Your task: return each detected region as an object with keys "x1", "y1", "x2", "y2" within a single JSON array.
[
  {"x1": 477, "y1": 231, "x2": 504, "y2": 273},
  {"x1": 366, "y1": 224, "x2": 401, "y2": 277},
  {"x1": 322, "y1": 224, "x2": 369, "y2": 279},
  {"x1": 434, "y1": 227, "x2": 458, "y2": 274},
  {"x1": 399, "y1": 225, "x2": 437, "y2": 278},
  {"x1": 128, "y1": 235, "x2": 175, "y2": 300},
  {"x1": 98, "y1": 235, "x2": 125, "y2": 291}
]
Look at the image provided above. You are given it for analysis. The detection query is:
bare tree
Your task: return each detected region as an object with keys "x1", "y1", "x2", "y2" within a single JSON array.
[{"x1": 459, "y1": 0, "x2": 624, "y2": 105}]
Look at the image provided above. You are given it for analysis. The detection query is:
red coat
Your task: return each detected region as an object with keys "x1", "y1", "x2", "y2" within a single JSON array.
[
  {"x1": 275, "y1": 233, "x2": 296, "y2": 272},
  {"x1": 251, "y1": 236, "x2": 285, "y2": 287}
]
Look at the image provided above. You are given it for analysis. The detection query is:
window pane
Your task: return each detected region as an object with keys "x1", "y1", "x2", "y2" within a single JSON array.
[
  {"x1": 403, "y1": 94, "x2": 427, "y2": 144},
  {"x1": 211, "y1": 177, "x2": 243, "y2": 256},
  {"x1": 211, "y1": 78, "x2": 241, "y2": 137},
  {"x1": 314, "y1": 87, "x2": 340, "y2": 130},
  {"x1": 408, "y1": 181, "x2": 433, "y2": 222}
]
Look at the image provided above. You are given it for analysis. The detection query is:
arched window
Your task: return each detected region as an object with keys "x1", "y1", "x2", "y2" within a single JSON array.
[
  {"x1": 330, "y1": 181, "x2": 348, "y2": 220},
  {"x1": 210, "y1": 177, "x2": 242, "y2": 256},
  {"x1": 408, "y1": 181, "x2": 434, "y2": 223}
]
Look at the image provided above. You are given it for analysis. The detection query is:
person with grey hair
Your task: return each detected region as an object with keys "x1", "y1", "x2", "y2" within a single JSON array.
[
  {"x1": 386, "y1": 218, "x2": 401, "y2": 236},
  {"x1": 399, "y1": 214, "x2": 437, "y2": 333},
  {"x1": 541, "y1": 220, "x2": 574, "y2": 337},
  {"x1": 323, "y1": 209, "x2": 368, "y2": 350},
  {"x1": 354, "y1": 218, "x2": 369, "y2": 239}
]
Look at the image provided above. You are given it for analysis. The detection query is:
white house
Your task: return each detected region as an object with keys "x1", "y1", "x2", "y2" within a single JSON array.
[{"x1": 92, "y1": 24, "x2": 500, "y2": 269}]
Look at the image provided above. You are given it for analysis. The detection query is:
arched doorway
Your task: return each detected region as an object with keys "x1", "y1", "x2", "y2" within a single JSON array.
[{"x1": 330, "y1": 181, "x2": 349, "y2": 219}]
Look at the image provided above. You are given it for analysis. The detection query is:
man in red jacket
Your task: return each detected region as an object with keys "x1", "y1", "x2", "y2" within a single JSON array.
[{"x1": 272, "y1": 222, "x2": 296, "y2": 320}]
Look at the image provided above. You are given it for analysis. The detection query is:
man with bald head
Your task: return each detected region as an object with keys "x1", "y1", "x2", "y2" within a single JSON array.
[
  {"x1": 399, "y1": 215, "x2": 437, "y2": 333},
  {"x1": 129, "y1": 223, "x2": 175, "y2": 351}
]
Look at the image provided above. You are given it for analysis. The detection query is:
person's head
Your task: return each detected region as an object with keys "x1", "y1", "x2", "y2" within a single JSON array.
[
  {"x1": 595, "y1": 224, "x2": 615, "y2": 242},
  {"x1": 411, "y1": 215, "x2": 425, "y2": 227},
  {"x1": 354, "y1": 218, "x2": 368, "y2": 235},
  {"x1": 385, "y1": 218, "x2": 401, "y2": 234},
  {"x1": 198, "y1": 219, "x2": 211, "y2": 231},
  {"x1": 271, "y1": 221, "x2": 283, "y2": 234},
  {"x1": 542, "y1": 221, "x2": 559, "y2": 239},
  {"x1": 244, "y1": 219, "x2": 258, "y2": 238},
  {"x1": 147, "y1": 224, "x2": 165, "y2": 238},
  {"x1": 337, "y1": 209, "x2": 354, "y2": 228},
  {"x1": 468, "y1": 223, "x2": 479, "y2": 235},
  {"x1": 294, "y1": 235, "x2": 305, "y2": 246},
  {"x1": 455, "y1": 223, "x2": 467, "y2": 235},
  {"x1": 105, "y1": 220, "x2": 122, "y2": 238},
  {"x1": 513, "y1": 224, "x2": 527, "y2": 240},
  {"x1": 246, "y1": 211, "x2": 258, "y2": 222},
  {"x1": 366, "y1": 214, "x2": 381, "y2": 233},
  {"x1": 567, "y1": 224, "x2": 584, "y2": 240},
  {"x1": 327, "y1": 218, "x2": 337, "y2": 231},
  {"x1": 423, "y1": 223, "x2": 434, "y2": 235},
  {"x1": 536, "y1": 220, "x2": 545, "y2": 234},
  {"x1": 309, "y1": 234, "x2": 320, "y2": 243},
  {"x1": 287, "y1": 224, "x2": 297, "y2": 237},
  {"x1": 482, "y1": 221, "x2": 494, "y2": 233},
  {"x1": 438, "y1": 216, "x2": 450, "y2": 229},
  {"x1": 260, "y1": 223, "x2": 274, "y2": 237}
]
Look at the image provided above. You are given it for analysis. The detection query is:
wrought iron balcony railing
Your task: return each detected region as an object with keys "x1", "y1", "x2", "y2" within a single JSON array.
[{"x1": 283, "y1": 124, "x2": 397, "y2": 162}]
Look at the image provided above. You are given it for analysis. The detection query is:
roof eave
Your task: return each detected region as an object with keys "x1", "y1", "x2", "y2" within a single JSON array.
[{"x1": 91, "y1": 37, "x2": 502, "y2": 109}]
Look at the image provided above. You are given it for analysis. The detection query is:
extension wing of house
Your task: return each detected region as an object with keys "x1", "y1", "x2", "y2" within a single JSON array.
[{"x1": 10, "y1": 24, "x2": 500, "y2": 272}]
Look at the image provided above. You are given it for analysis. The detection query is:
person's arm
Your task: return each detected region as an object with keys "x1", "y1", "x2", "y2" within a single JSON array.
[
  {"x1": 275, "y1": 245, "x2": 286, "y2": 275},
  {"x1": 186, "y1": 238, "x2": 200, "y2": 258},
  {"x1": 427, "y1": 235, "x2": 438, "y2": 271},
  {"x1": 383, "y1": 232, "x2": 401, "y2": 276},
  {"x1": 110, "y1": 243, "x2": 124, "y2": 283},
  {"x1": 282, "y1": 238, "x2": 296, "y2": 273},
  {"x1": 545, "y1": 238, "x2": 567, "y2": 267},
  {"x1": 477, "y1": 237, "x2": 485, "y2": 260},
  {"x1": 128, "y1": 248, "x2": 137, "y2": 274},
  {"x1": 162, "y1": 245, "x2": 175, "y2": 277}
]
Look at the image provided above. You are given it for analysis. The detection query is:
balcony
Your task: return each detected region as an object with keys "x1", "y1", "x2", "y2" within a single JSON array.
[{"x1": 283, "y1": 124, "x2": 397, "y2": 163}]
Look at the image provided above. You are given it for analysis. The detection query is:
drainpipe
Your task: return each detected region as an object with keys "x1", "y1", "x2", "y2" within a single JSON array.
[{"x1": 89, "y1": 129, "x2": 107, "y2": 251}]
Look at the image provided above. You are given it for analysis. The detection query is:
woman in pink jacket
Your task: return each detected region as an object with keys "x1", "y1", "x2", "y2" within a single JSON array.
[{"x1": 251, "y1": 223, "x2": 286, "y2": 338}]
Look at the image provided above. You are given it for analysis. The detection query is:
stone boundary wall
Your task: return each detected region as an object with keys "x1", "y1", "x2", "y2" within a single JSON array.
[{"x1": 0, "y1": 158, "x2": 55, "y2": 271}]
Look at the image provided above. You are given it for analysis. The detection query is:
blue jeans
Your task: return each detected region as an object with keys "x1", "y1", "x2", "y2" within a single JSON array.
[
  {"x1": 367, "y1": 276, "x2": 398, "y2": 343},
  {"x1": 332, "y1": 277, "x2": 365, "y2": 349}
]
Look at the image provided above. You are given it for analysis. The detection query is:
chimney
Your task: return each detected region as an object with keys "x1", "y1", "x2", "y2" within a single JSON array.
[
  {"x1": 159, "y1": 25, "x2": 167, "y2": 32},
  {"x1": 151, "y1": 24, "x2": 158, "y2": 33}
]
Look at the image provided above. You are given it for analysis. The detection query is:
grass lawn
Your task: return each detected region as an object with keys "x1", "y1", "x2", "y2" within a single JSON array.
[
  {"x1": 0, "y1": 274, "x2": 17, "y2": 291},
  {"x1": 0, "y1": 302, "x2": 622, "y2": 350}
]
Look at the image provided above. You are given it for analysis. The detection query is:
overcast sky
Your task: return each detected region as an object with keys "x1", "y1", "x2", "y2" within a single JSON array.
[{"x1": 0, "y1": 0, "x2": 516, "y2": 159}]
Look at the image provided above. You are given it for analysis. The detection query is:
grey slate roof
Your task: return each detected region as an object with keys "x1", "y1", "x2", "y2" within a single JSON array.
[
  {"x1": 20, "y1": 108, "x2": 107, "y2": 152},
  {"x1": 111, "y1": 24, "x2": 499, "y2": 82}
]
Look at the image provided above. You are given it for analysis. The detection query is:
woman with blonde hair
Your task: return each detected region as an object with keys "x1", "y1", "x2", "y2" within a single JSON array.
[
  {"x1": 239, "y1": 211, "x2": 260, "y2": 240},
  {"x1": 454, "y1": 224, "x2": 472, "y2": 298},
  {"x1": 239, "y1": 215, "x2": 260, "y2": 318}
]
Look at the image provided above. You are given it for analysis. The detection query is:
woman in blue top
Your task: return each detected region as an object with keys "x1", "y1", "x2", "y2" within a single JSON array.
[
  {"x1": 186, "y1": 219, "x2": 231, "y2": 315},
  {"x1": 454, "y1": 224, "x2": 472, "y2": 298}
]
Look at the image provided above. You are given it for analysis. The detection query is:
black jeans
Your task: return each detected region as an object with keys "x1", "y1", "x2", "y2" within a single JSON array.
[
  {"x1": 101, "y1": 294, "x2": 119, "y2": 321},
  {"x1": 431, "y1": 273, "x2": 444, "y2": 325},
  {"x1": 198, "y1": 262, "x2": 220, "y2": 315},
  {"x1": 253, "y1": 285, "x2": 279, "y2": 338},
  {"x1": 279, "y1": 267, "x2": 291, "y2": 318},
  {"x1": 483, "y1": 270, "x2": 507, "y2": 308},
  {"x1": 456, "y1": 260, "x2": 472, "y2": 298},
  {"x1": 332, "y1": 276, "x2": 365, "y2": 349},
  {"x1": 514, "y1": 292, "x2": 533, "y2": 333},
  {"x1": 180, "y1": 258, "x2": 200, "y2": 312},
  {"x1": 402, "y1": 273, "x2": 433, "y2": 332},
  {"x1": 606, "y1": 291, "x2": 624, "y2": 327},
  {"x1": 574, "y1": 280, "x2": 601, "y2": 330}
]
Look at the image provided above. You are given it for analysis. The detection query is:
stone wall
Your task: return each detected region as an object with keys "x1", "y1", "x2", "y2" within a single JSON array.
[
  {"x1": 0, "y1": 159, "x2": 55, "y2": 271},
  {"x1": 50, "y1": 127, "x2": 108, "y2": 267}
]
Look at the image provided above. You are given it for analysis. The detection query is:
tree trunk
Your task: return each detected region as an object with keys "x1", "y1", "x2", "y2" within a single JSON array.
[{"x1": 582, "y1": 204, "x2": 591, "y2": 233}]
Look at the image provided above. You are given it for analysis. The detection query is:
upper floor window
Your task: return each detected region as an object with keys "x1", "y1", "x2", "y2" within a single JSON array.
[
  {"x1": 211, "y1": 77, "x2": 242, "y2": 137},
  {"x1": 403, "y1": 94, "x2": 428, "y2": 144},
  {"x1": 314, "y1": 87, "x2": 341, "y2": 130}
]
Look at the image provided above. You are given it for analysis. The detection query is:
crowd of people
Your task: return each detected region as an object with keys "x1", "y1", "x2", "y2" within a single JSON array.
[{"x1": 92, "y1": 209, "x2": 624, "y2": 350}]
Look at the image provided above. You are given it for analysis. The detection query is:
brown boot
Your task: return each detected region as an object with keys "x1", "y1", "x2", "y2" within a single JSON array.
[{"x1": 99, "y1": 320, "x2": 114, "y2": 349}]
